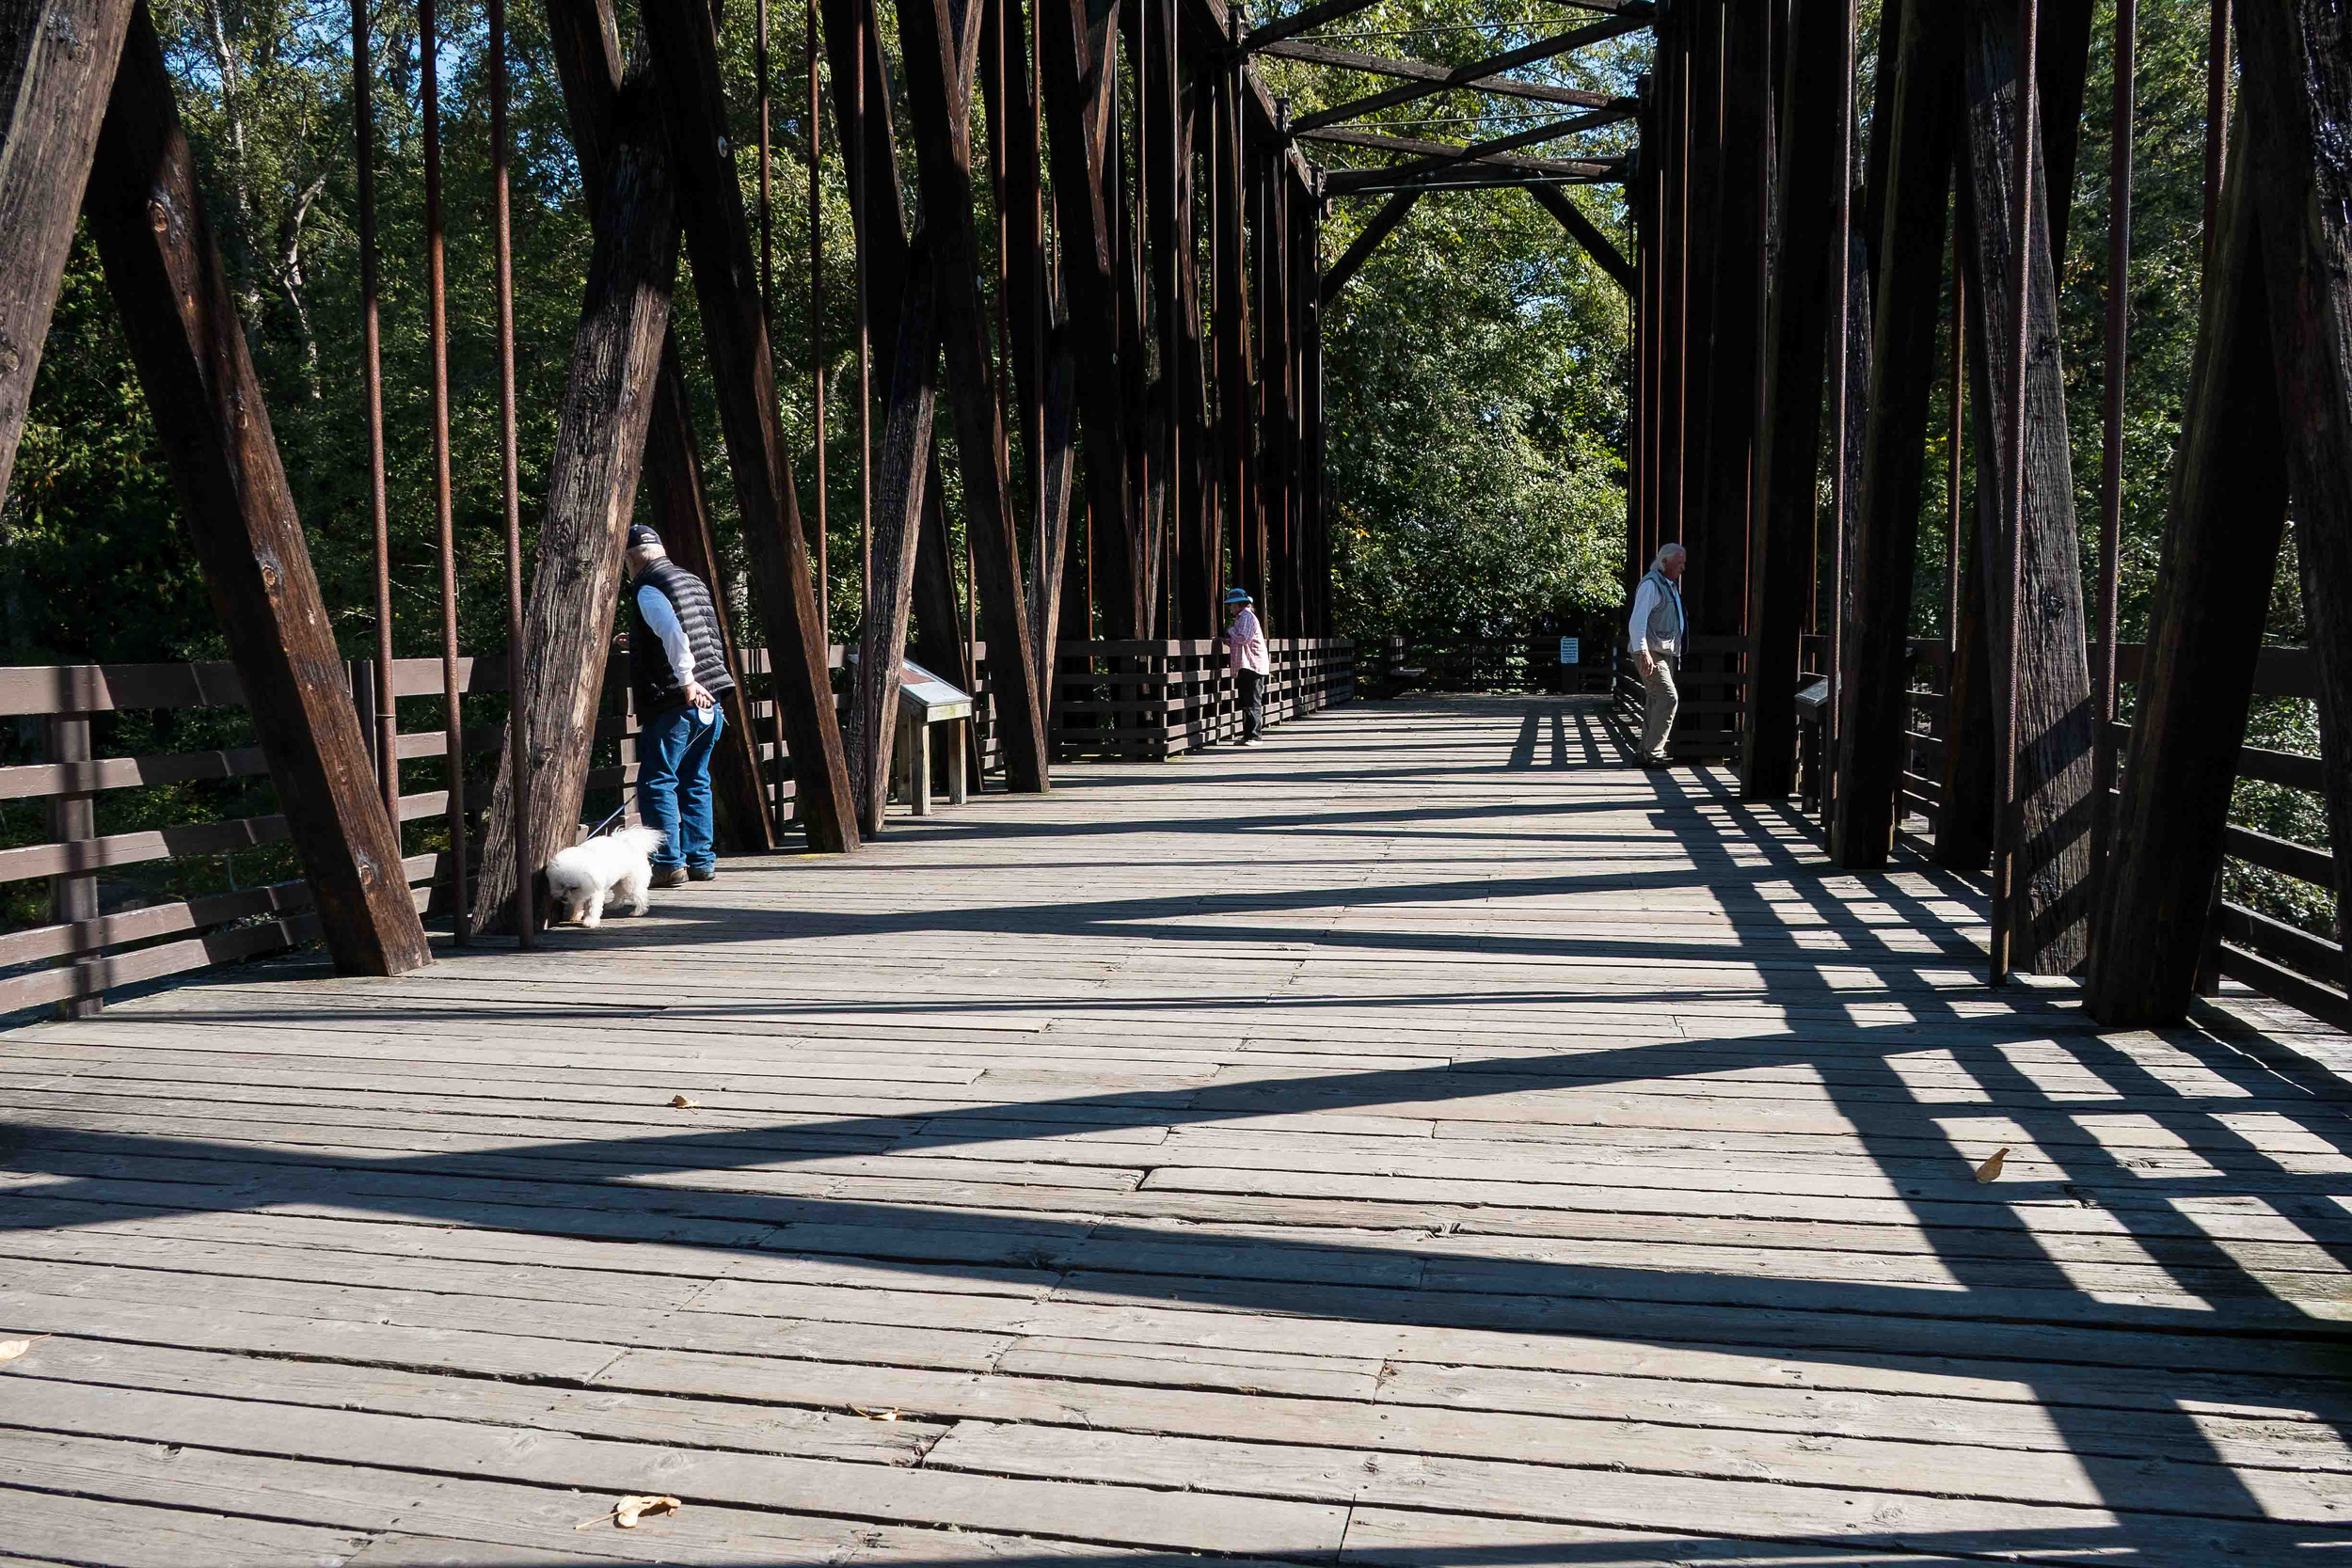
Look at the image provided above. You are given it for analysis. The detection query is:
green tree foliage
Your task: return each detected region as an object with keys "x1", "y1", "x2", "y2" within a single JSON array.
[{"x1": 1255, "y1": 0, "x2": 1638, "y2": 644}]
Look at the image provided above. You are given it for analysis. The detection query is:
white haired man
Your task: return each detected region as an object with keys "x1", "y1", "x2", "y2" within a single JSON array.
[{"x1": 1629, "y1": 544, "x2": 1687, "y2": 768}]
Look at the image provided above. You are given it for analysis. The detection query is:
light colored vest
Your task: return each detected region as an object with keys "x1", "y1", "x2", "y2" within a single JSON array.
[{"x1": 1642, "y1": 569, "x2": 1686, "y2": 663}]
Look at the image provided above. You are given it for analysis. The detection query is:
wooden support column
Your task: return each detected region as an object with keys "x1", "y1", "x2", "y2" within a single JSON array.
[
  {"x1": 1831, "y1": 0, "x2": 1960, "y2": 864},
  {"x1": 1956, "y1": 0, "x2": 2094, "y2": 973},
  {"x1": 82, "y1": 5, "x2": 428, "y2": 974},
  {"x1": 645, "y1": 0, "x2": 859, "y2": 852},
  {"x1": 894, "y1": 0, "x2": 1050, "y2": 791},
  {"x1": 473, "y1": 67, "x2": 679, "y2": 932},
  {"x1": 1656, "y1": 2, "x2": 1690, "y2": 557},
  {"x1": 2085, "y1": 118, "x2": 2281, "y2": 1024},
  {"x1": 0, "y1": 0, "x2": 135, "y2": 499},
  {"x1": 850, "y1": 243, "x2": 942, "y2": 834},
  {"x1": 815, "y1": 0, "x2": 977, "y2": 734},
  {"x1": 1213, "y1": 53, "x2": 1256, "y2": 615},
  {"x1": 543, "y1": 0, "x2": 771, "y2": 851},
  {"x1": 1040, "y1": 0, "x2": 1141, "y2": 636},
  {"x1": 1677, "y1": 0, "x2": 1724, "y2": 590},
  {"x1": 1742, "y1": 0, "x2": 1839, "y2": 798},
  {"x1": 2239, "y1": 4, "x2": 2352, "y2": 1003}
]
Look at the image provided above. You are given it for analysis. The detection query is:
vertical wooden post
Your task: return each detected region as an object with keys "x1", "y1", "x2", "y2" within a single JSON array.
[
  {"x1": 81, "y1": 4, "x2": 428, "y2": 975},
  {"x1": 892, "y1": 0, "x2": 1050, "y2": 793},
  {"x1": 850, "y1": 241, "x2": 941, "y2": 835},
  {"x1": 544, "y1": 0, "x2": 777, "y2": 854},
  {"x1": 472, "y1": 66, "x2": 681, "y2": 933},
  {"x1": 46, "y1": 712, "x2": 99, "y2": 1019},
  {"x1": 1957, "y1": 0, "x2": 2096, "y2": 974},
  {"x1": 1039, "y1": 0, "x2": 1140, "y2": 636},
  {"x1": 1832, "y1": 0, "x2": 1960, "y2": 865},
  {"x1": 2238, "y1": 1, "x2": 2352, "y2": 1002},
  {"x1": 0, "y1": 0, "x2": 135, "y2": 499},
  {"x1": 2085, "y1": 116, "x2": 2282, "y2": 1026},
  {"x1": 1742, "y1": 0, "x2": 1840, "y2": 800}
]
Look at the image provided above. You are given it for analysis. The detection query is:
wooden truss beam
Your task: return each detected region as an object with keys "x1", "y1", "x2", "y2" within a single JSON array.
[
  {"x1": 1956, "y1": 0, "x2": 2095, "y2": 974},
  {"x1": 1256, "y1": 39, "x2": 1618, "y2": 110},
  {"x1": 1240, "y1": 0, "x2": 1381, "y2": 54},
  {"x1": 1289, "y1": 15, "x2": 1650, "y2": 134},
  {"x1": 471, "y1": 65, "x2": 679, "y2": 933},
  {"x1": 897, "y1": 0, "x2": 1049, "y2": 793},
  {"x1": 1321, "y1": 189, "x2": 1418, "y2": 304},
  {"x1": 1524, "y1": 183, "x2": 1634, "y2": 293},
  {"x1": 2085, "y1": 113, "x2": 2283, "y2": 1026},
  {"x1": 1337, "y1": 104, "x2": 1634, "y2": 189},
  {"x1": 1742, "y1": 0, "x2": 1842, "y2": 800},
  {"x1": 2237, "y1": 4, "x2": 2352, "y2": 1006},
  {"x1": 644, "y1": 0, "x2": 859, "y2": 852},
  {"x1": 83, "y1": 4, "x2": 429, "y2": 974},
  {"x1": 0, "y1": 0, "x2": 135, "y2": 501},
  {"x1": 1040, "y1": 0, "x2": 1142, "y2": 636},
  {"x1": 543, "y1": 0, "x2": 771, "y2": 853},
  {"x1": 1832, "y1": 0, "x2": 1959, "y2": 865},
  {"x1": 1308, "y1": 126, "x2": 1621, "y2": 180}
]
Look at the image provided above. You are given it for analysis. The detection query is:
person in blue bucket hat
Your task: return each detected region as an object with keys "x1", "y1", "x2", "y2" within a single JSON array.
[{"x1": 1223, "y1": 587, "x2": 1268, "y2": 747}]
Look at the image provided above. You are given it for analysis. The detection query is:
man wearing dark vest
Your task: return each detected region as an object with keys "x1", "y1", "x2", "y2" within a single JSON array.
[
  {"x1": 625, "y1": 524, "x2": 736, "y2": 886},
  {"x1": 1628, "y1": 543, "x2": 1688, "y2": 768}
]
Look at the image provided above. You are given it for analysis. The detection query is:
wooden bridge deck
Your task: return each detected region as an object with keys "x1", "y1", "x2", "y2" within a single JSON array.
[{"x1": 4, "y1": 694, "x2": 2350, "y2": 1566}]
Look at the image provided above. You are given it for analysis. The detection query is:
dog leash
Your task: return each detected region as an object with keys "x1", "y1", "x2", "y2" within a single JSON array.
[{"x1": 583, "y1": 805, "x2": 628, "y2": 841}]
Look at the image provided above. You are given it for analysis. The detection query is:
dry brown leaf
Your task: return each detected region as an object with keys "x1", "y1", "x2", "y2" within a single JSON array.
[
  {"x1": 669, "y1": 1094, "x2": 700, "y2": 1110},
  {"x1": 1974, "y1": 1148, "x2": 2009, "y2": 1183},
  {"x1": 576, "y1": 1494, "x2": 682, "y2": 1531},
  {"x1": 0, "y1": 1335, "x2": 50, "y2": 1365},
  {"x1": 851, "y1": 1404, "x2": 901, "y2": 1421}
]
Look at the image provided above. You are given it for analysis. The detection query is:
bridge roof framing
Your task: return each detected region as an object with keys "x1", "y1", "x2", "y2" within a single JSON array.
[
  {"x1": 1301, "y1": 123, "x2": 1622, "y2": 182},
  {"x1": 1286, "y1": 11, "x2": 1650, "y2": 135},
  {"x1": 1256, "y1": 38, "x2": 1624, "y2": 111}
]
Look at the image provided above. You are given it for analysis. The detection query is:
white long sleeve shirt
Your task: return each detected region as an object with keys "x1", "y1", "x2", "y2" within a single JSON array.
[
  {"x1": 1628, "y1": 573, "x2": 1685, "y2": 660},
  {"x1": 1227, "y1": 608, "x2": 1269, "y2": 675},
  {"x1": 636, "y1": 583, "x2": 697, "y2": 687}
]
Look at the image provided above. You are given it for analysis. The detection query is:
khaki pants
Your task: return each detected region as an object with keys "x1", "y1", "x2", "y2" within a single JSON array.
[{"x1": 1638, "y1": 660, "x2": 1679, "y2": 760}]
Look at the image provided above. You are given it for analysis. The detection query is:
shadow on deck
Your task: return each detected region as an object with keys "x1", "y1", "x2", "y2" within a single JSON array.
[{"x1": 2, "y1": 695, "x2": 2348, "y2": 1565}]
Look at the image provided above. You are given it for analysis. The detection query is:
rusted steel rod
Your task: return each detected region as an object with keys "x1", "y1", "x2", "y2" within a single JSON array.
[
  {"x1": 1994, "y1": 0, "x2": 2041, "y2": 986},
  {"x1": 2092, "y1": 0, "x2": 2134, "y2": 912},
  {"x1": 810, "y1": 0, "x2": 828, "y2": 649},
  {"x1": 421, "y1": 0, "x2": 465, "y2": 942},
  {"x1": 1947, "y1": 233, "x2": 1963, "y2": 643},
  {"x1": 353, "y1": 0, "x2": 396, "y2": 827},
  {"x1": 2202, "y1": 0, "x2": 2230, "y2": 282},
  {"x1": 760, "y1": 0, "x2": 774, "y2": 317},
  {"x1": 855, "y1": 0, "x2": 872, "y2": 613},
  {"x1": 1824, "y1": 0, "x2": 1854, "y2": 833},
  {"x1": 488, "y1": 0, "x2": 531, "y2": 944}
]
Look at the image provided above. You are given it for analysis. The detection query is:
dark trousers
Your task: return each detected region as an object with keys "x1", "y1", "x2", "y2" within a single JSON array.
[{"x1": 1237, "y1": 669, "x2": 1265, "y2": 740}]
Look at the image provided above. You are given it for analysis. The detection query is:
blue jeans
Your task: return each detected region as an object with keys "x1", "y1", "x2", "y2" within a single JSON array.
[{"x1": 637, "y1": 705, "x2": 724, "y2": 871}]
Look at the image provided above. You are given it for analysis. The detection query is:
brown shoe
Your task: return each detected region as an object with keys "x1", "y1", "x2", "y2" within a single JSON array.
[{"x1": 650, "y1": 866, "x2": 689, "y2": 889}]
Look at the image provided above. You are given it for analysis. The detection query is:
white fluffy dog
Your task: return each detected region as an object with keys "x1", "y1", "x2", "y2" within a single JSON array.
[{"x1": 543, "y1": 825, "x2": 667, "y2": 928}]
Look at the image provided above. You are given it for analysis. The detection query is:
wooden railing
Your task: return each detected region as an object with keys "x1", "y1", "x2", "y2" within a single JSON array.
[
  {"x1": 0, "y1": 641, "x2": 1010, "y2": 1021},
  {"x1": 1052, "y1": 638, "x2": 1357, "y2": 761},
  {"x1": 1891, "y1": 637, "x2": 2345, "y2": 1029},
  {"x1": 1368, "y1": 636, "x2": 1614, "y2": 694},
  {"x1": 1611, "y1": 633, "x2": 1750, "y2": 760}
]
